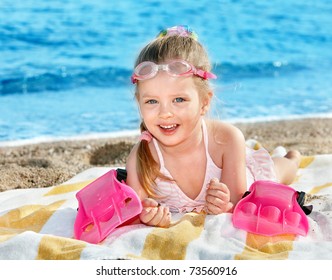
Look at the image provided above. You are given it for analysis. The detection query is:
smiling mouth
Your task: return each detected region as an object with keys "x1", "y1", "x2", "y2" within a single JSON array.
[{"x1": 159, "y1": 124, "x2": 178, "y2": 131}]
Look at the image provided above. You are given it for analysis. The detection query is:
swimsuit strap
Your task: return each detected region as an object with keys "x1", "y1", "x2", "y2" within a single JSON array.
[
  {"x1": 201, "y1": 119, "x2": 209, "y2": 156},
  {"x1": 152, "y1": 137, "x2": 165, "y2": 168}
]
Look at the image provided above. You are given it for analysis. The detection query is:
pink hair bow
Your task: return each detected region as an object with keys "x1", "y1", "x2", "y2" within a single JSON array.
[
  {"x1": 157, "y1": 25, "x2": 198, "y2": 41},
  {"x1": 139, "y1": 131, "x2": 153, "y2": 143}
]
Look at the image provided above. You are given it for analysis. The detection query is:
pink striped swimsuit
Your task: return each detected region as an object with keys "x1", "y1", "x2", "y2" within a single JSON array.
[{"x1": 152, "y1": 120, "x2": 277, "y2": 213}]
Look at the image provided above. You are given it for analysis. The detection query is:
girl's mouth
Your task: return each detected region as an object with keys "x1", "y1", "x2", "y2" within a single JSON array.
[{"x1": 159, "y1": 124, "x2": 179, "y2": 134}]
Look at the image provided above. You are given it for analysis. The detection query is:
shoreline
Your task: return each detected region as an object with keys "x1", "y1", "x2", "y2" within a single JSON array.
[
  {"x1": 1, "y1": 117, "x2": 332, "y2": 192},
  {"x1": 1, "y1": 112, "x2": 331, "y2": 148}
]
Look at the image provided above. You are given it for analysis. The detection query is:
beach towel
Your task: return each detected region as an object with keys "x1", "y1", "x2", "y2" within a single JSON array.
[{"x1": 1, "y1": 141, "x2": 332, "y2": 260}]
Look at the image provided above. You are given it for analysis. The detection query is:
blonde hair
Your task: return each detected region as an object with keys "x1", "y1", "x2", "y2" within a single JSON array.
[{"x1": 134, "y1": 34, "x2": 214, "y2": 197}]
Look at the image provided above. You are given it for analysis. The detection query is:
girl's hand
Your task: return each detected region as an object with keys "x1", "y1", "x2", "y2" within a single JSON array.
[
  {"x1": 206, "y1": 178, "x2": 234, "y2": 214},
  {"x1": 139, "y1": 198, "x2": 171, "y2": 227}
]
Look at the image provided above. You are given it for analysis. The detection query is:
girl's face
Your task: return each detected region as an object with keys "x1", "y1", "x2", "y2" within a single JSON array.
[{"x1": 137, "y1": 71, "x2": 210, "y2": 146}]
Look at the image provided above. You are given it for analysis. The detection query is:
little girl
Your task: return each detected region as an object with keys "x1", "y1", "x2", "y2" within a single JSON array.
[{"x1": 126, "y1": 25, "x2": 301, "y2": 227}]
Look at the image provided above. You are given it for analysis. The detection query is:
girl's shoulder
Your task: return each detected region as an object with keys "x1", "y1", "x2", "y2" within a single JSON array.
[
  {"x1": 205, "y1": 119, "x2": 246, "y2": 168},
  {"x1": 205, "y1": 119, "x2": 245, "y2": 147}
]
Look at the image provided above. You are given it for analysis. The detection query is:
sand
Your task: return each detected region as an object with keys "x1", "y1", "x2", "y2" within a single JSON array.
[{"x1": 0, "y1": 117, "x2": 331, "y2": 192}]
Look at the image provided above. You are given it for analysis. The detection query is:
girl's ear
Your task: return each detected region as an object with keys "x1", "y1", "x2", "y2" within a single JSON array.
[{"x1": 201, "y1": 92, "x2": 213, "y2": 115}]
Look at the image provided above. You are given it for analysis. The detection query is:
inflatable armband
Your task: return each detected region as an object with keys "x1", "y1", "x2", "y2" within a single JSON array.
[
  {"x1": 232, "y1": 180, "x2": 310, "y2": 236},
  {"x1": 74, "y1": 169, "x2": 142, "y2": 243}
]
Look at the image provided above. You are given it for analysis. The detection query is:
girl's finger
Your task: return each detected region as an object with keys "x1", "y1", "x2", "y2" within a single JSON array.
[
  {"x1": 206, "y1": 189, "x2": 229, "y2": 202},
  {"x1": 208, "y1": 182, "x2": 230, "y2": 194},
  {"x1": 206, "y1": 194, "x2": 226, "y2": 207},
  {"x1": 145, "y1": 206, "x2": 165, "y2": 226},
  {"x1": 141, "y1": 198, "x2": 159, "y2": 207},
  {"x1": 139, "y1": 207, "x2": 158, "y2": 224},
  {"x1": 206, "y1": 201, "x2": 233, "y2": 215},
  {"x1": 157, "y1": 207, "x2": 171, "y2": 228}
]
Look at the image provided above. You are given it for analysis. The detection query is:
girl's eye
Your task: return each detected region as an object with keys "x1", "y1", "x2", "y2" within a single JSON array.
[
  {"x1": 174, "y1": 97, "x2": 185, "y2": 103},
  {"x1": 146, "y1": 99, "x2": 158, "y2": 104}
]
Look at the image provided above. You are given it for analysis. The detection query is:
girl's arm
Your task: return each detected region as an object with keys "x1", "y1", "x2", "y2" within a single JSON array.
[
  {"x1": 220, "y1": 124, "x2": 247, "y2": 205},
  {"x1": 126, "y1": 144, "x2": 171, "y2": 227},
  {"x1": 205, "y1": 122, "x2": 247, "y2": 214},
  {"x1": 125, "y1": 143, "x2": 148, "y2": 200}
]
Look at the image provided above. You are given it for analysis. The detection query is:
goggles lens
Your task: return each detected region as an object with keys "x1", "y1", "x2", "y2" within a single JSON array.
[
  {"x1": 137, "y1": 62, "x2": 157, "y2": 77},
  {"x1": 168, "y1": 60, "x2": 191, "y2": 75},
  {"x1": 131, "y1": 60, "x2": 216, "y2": 84}
]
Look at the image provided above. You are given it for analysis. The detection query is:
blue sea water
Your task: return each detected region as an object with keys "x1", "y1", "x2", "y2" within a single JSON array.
[{"x1": 1, "y1": 0, "x2": 332, "y2": 144}]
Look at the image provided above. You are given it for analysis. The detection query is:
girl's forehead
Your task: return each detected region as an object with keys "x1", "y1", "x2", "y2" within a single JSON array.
[{"x1": 138, "y1": 75, "x2": 198, "y2": 95}]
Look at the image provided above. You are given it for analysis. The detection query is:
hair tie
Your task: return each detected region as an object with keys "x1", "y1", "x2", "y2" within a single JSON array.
[
  {"x1": 157, "y1": 25, "x2": 198, "y2": 41},
  {"x1": 139, "y1": 130, "x2": 153, "y2": 143}
]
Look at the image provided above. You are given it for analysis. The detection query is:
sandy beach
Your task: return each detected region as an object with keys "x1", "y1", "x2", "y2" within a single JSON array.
[{"x1": 0, "y1": 117, "x2": 331, "y2": 192}]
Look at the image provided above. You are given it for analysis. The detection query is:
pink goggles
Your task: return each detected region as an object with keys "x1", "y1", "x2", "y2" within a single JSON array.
[{"x1": 131, "y1": 60, "x2": 217, "y2": 84}]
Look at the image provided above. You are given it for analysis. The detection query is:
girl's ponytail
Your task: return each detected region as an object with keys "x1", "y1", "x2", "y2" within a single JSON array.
[{"x1": 136, "y1": 122, "x2": 171, "y2": 197}]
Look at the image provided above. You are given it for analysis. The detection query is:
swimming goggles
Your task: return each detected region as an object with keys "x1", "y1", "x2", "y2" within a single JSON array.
[{"x1": 131, "y1": 60, "x2": 217, "y2": 84}]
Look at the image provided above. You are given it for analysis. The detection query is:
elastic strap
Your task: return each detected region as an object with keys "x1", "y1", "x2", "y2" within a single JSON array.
[{"x1": 296, "y1": 191, "x2": 313, "y2": 215}]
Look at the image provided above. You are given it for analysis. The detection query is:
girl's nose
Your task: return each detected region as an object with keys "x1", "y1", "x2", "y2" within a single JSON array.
[{"x1": 158, "y1": 103, "x2": 173, "y2": 119}]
